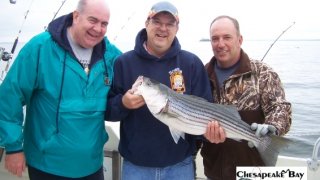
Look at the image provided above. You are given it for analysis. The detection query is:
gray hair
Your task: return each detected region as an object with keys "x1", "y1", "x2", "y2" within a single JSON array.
[
  {"x1": 76, "y1": 0, "x2": 87, "y2": 12},
  {"x1": 210, "y1": 15, "x2": 241, "y2": 36},
  {"x1": 76, "y1": 0, "x2": 109, "y2": 13}
]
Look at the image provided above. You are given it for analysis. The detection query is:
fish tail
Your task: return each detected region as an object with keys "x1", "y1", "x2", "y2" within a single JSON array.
[
  {"x1": 169, "y1": 126, "x2": 185, "y2": 144},
  {"x1": 256, "y1": 135, "x2": 292, "y2": 166}
]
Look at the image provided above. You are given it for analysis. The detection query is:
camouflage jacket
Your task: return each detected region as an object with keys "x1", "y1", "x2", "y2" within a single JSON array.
[
  {"x1": 201, "y1": 49, "x2": 292, "y2": 180},
  {"x1": 205, "y1": 50, "x2": 291, "y2": 135}
]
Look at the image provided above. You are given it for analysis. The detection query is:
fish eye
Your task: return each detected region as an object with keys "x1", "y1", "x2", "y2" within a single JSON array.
[{"x1": 146, "y1": 80, "x2": 152, "y2": 86}]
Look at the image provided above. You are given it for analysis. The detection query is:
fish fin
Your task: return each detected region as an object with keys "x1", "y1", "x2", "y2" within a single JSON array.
[
  {"x1": 169, "y1": 127, "x2": 185, "y2": 144},
  {"x1": 160, "y1": 100, "x2": 169, "y2": 113},
  {"x1": 231, "y1": 138, "x2": 242, "y2": 142},
  {"x1": 256, "y1": 135, "x2": 293, "y2": 166}
]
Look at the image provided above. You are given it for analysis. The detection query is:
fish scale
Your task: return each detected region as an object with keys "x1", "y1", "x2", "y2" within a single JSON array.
[
  {"x1": 167, "y1": 92, "x2": 258, "y2": 143},
  {"x1": 168, "y1": 90, "x2": 252, "y2": 131}
]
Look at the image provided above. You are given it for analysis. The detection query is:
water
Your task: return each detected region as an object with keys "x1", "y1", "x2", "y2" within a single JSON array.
[{"x1": 1, "y1": 40, "x2": 320, "y2": 159}]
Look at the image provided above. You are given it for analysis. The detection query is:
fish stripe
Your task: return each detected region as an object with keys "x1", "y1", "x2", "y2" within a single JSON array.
[{"x1": 166, "y1": 90, "x2": 258, "y2": 142}]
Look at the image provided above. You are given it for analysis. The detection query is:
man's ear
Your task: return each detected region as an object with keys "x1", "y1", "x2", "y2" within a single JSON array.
[{"x1": 73, "y1": 10, "x2": 80, "y2": 23}]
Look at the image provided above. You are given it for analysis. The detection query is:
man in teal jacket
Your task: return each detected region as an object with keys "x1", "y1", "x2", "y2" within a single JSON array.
[{"x1": 0, "y1": 0, "x2": 121, "y2": 179}]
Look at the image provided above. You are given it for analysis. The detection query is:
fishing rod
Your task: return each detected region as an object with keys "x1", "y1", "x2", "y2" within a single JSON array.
[
  {"x1": 11, "y1": 0, "x2": 35, "y2": 55},
  {"x1": 1, "y1": 0, "x2": 23, "y2": 61},
  {"x1": 261, "y1": 21, "x2": 295, "y2": 61},
  {"x1": 51, "y1": 0, "x2": 67, "y2": 22},
  {"x1": 1, "y1": 0, "x2": 67, "y2": 81},
  {"x1": 0, "y1": 0, "x2": 35, "y2": 81},
  {"x1": 44, "y1": 0, "x2": 67, "y2": 30}
]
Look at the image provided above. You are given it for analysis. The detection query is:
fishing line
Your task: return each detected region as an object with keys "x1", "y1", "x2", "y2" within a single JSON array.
[
  {"x1": 0, "y1": 0, "x2": 35, "y2": 81},
  {"x1": 261, "y1": 22, "x2": 295, "y2": 61},
  {"x1": 113, "y1": 12, "x2": 136, "y2": 42}
]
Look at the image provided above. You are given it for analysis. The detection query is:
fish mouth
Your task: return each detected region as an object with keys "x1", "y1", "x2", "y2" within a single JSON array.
[{"x1": 132, "y1": 76, "x2": 144, "y2": 95}]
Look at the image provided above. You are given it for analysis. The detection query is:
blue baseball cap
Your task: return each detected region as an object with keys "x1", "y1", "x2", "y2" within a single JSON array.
[{"x1": 148, "y1": 1, "x2": 179, "y2": 22}]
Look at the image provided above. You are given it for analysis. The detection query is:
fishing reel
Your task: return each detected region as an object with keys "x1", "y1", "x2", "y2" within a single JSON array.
[{"x1": 0, "y1": 47, "x2": 12, "y2": 61}]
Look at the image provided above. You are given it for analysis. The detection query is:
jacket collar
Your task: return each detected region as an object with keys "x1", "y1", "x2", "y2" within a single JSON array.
[
  {"x1": 47, "y1": 13, "x2": 106, "y2": 61},
  {"x1": 206, "y1": 49, "x2": 252, "y2": 77}
]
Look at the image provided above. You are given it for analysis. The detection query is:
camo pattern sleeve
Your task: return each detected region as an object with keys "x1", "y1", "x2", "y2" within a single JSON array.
[
  {"x1": 220, "y1": 59, "x2": 292, "y2": 136},
  {"x1": 254, "y1": 60, "x2": 292, "y2": 136},
  {"x1": 206, "y1": 50, "x2": 292, "y2": 136}
]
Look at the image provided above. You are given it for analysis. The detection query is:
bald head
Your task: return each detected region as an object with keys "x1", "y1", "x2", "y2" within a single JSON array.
[
  {"x1": 210, "y1": 15, "x2": 241, "y2": 36},
  {"x1": 77, "y1": 0, "x2": 110, "y2": 15},
  {"x1": 209, "y1": 15, "x2": 243, "y2": 68},
  {"x1": 71, "y1": 0, "x2": 111, "y2": 48}
]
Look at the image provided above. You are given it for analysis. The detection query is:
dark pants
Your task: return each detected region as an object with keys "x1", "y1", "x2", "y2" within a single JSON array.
[{"x1": 28, "y1": 165, "x2": 104, "y2": 180}]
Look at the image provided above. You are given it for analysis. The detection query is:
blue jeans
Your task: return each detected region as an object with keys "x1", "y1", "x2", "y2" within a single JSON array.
[{"x1": 122, "y1": 156, "x2": 194, "y2": 180}]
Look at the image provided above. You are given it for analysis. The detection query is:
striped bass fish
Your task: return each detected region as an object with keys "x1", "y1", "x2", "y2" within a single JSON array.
[{"x1": 132, "y1": 76, "x2": 291, "y2": 166}]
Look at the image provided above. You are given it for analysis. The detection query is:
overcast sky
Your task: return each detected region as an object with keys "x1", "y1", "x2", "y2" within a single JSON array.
[{"x1": 0, "y1": 0, "x2": 319, "y2": 51}]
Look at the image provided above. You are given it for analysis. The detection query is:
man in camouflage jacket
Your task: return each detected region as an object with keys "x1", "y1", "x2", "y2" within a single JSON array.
[{"x1": 200, "y1": 15, "x2": 292, "y2": 180}]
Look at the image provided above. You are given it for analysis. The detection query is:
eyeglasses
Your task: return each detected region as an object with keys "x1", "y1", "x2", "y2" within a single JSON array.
[{"x1": 149, "y1": 18, "x2": 177, "y2": 30}]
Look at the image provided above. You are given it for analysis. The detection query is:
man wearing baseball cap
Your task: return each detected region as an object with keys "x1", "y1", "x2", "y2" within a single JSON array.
[
  {"x1": 148, "y1": 1, "x2": 179, "y2": 22},
  {"x1": 106, "y1": 1, "x2": 225, "y2": 179}
]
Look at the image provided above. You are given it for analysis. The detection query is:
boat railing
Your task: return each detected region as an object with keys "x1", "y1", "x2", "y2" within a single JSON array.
[
  {"x1": 307, "y1": 137, "x2": 320, "y2": 171},
  {"x1": 104, "y1": 149, "x2": 121, "y2": 180},
  {"x1": 0, "y1": 148, "x2": 3, "y2": 162}
]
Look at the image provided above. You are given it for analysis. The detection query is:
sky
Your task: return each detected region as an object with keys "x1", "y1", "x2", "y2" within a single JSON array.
[{"x1": 0, "y1": 0, "x2": 319, "y2": 51}]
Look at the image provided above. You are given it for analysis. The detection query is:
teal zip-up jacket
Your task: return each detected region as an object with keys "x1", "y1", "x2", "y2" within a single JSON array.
[{"x1": 0, "y1": 13, "x2": 121, "y2": 177}]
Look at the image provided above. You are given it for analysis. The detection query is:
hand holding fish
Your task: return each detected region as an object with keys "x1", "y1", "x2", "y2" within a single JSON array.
[
  {"x1": 122, "y1": 89, "x2": 145, "y2": 109},
  {"x1": 251, "y1": 123, "x2": 277, "y2": 138},
  {"x1": 204, "y1": 121, "x2": 226, "y2": 144},
  {"x1": 248, "y1": 123, "x2": 277, "y2": 148}
]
